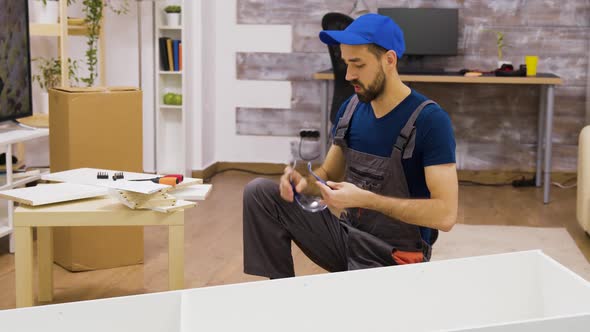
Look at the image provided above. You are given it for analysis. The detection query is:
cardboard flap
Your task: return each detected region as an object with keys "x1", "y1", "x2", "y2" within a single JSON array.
[
  {"x1": 107, "y1": 86, "x2": 139, "y2": 91},
  {"x1": 52, "y1": 86, "x2": 105, "y2": 93},
  {"x1": 51, "y1": 86, "x2": 139, "y2": 93}
]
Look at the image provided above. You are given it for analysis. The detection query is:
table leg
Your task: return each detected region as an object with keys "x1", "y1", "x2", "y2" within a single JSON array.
[
  {"x1": 7, "y1": 143, "x2": 14, "y2": 253},
  {"x1": 8, "y1": 201, "x2": 14, "y2": 253},
  {"x1": 37, "y1": 227, "x2": 54, "y2": 302},
  {"x1": 15, "y1": 226, "x2": 34, "y2": 307},
  {"x1": 543, "y1": 85, "x2": 555, "y2": 204},
  {"x1": 168, "y1": 224, "x2": 184, "y2": 290},
  {"x1": 536, "y1": 86, "x2": 546, "y2": 187},
  {"x1": 320, "y1": 80, "x2": 329, "y2": 161}
]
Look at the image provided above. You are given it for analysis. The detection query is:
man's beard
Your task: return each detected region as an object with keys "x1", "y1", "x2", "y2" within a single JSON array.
[{"x1": 351, "y1": 68, "x2": 386, "y2": 103}]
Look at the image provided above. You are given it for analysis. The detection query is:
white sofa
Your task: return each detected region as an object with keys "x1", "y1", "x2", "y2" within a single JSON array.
[{"x1": 578, "y1": 125, "x2": 590, "y2": 234}]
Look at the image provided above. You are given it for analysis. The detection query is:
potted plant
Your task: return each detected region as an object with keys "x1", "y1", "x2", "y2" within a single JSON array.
[
  {"x1": 79, "y1": 0, "x2": 130, "y2": 86},
  {"x1": 32, "y1": 57, "x2": 79, "y2": 114},
  {"x1": 488, "y1": 30, "x2": 511, "y2": 68},
  {"x1": 30, "y1": 0, "x2": 59, "y2": 24},
  {"x1": 164, "y1": 5, "x2": 181, "y2": 26}
]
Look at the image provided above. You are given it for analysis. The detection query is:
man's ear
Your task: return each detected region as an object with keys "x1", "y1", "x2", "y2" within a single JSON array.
[{"x1": 386, "y1": 50, "x2": 397, "y2": 66}]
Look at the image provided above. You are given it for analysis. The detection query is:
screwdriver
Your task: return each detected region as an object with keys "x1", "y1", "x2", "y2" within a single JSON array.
[{"x1": 130, "y1": 174, "x2": 184, "y2": 186}]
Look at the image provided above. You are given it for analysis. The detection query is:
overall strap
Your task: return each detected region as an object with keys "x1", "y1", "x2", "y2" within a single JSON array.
[
  {"x1": 332, "y1": 95, "x2": 359, "y2": 147},
  {"x1": 392, "y1": 100, "x2": 436, "y2": 159}
]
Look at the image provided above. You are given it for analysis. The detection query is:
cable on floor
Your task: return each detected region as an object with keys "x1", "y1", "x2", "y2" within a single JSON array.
[
  {"x1": 552, "y1": 177, "x2": 577, "y2": 189},
  {"x1": 204, "y1": 168, "x2": 284, "y2": 182}
]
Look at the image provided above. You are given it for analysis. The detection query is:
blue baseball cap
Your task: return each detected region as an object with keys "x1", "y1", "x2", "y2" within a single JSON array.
[{"x1": 319, "y1": 13, "x2": 405, "y2": 59}]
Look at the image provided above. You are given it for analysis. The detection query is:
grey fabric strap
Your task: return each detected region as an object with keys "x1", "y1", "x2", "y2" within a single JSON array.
[
  {"x1": 393, "y1": 100, "x2": 436, "y2": 159},
  {"x1": 333, "y1": 95, "x2": 360, "y2": 146}
]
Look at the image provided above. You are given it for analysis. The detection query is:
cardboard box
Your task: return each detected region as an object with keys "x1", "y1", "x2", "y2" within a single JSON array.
[
  {"x1": 0, "y1": 251, "x2": 589, "y2": 331},
  {"x1": 49, "y1": 87, "x2": 143, "y2": 173},
  {"x1": 48, "y1": 86, "x2": 144, "y2": 271}
]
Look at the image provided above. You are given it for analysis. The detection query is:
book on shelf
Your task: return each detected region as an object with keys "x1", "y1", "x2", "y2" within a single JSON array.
[
  {"x1": 158, "y1": 37, "x2": 182, "y2": 72},
  {"x1": 179, "y1": 42, "x2": 183, "y2": 71},
  {"x1": 173, "y1": 40, "x2": 180, "y2": 71},
  {"x1": 158, "y1": 37, "x2": 170, "y2": 71},
  {"x1": 166, "y1": 39, "x2": 174, "y2": 71}
]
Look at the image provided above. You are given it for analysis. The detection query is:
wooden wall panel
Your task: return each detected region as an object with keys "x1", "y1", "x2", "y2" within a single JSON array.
[
  {"x1": 237, "y1": 52, "x2": 330, "y2": 81},
  {"x1": 236, "y1": 107, "x2": 320, "y2": 136},
  {"x1": 236, "y1": 0, "x2": 589, "y2": 171}
]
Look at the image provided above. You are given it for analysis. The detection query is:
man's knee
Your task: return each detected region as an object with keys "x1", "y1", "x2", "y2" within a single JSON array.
[{"x1": 243, "y1": 177, "x2": 278, "y2": 205}]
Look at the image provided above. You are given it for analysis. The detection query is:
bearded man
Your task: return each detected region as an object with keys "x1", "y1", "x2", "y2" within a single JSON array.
[{"x1": 243, "y1": 13, "x2": 458, "y2": 279}]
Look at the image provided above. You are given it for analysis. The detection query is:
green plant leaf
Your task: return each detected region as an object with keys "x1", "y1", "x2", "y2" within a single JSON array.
[{"x1": 164, "y1": 5, "x2": 181, "y2": 13}]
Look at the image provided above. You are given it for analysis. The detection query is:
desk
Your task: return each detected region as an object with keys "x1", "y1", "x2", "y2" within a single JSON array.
[
  {"x1": 14, "y1": 197, "x2": 186, "y2": 307},
  {"x1": 313, "y1": 71, "x2": 563, "y2": 204}
]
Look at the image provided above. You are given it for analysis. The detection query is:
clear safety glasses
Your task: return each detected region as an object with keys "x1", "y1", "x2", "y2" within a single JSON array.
[{"x1": 290, "y1": 161, "x2": 328, "y2": 213}]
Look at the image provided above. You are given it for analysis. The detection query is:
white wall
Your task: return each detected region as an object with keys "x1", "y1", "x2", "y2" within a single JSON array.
[{"x1": 202, "y1": 0, "x2": 294, "y2": 168}]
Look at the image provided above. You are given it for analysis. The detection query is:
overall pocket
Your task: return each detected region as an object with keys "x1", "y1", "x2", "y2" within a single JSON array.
[{"x1": 347, "y1": 166, "x2": 386, "y2": 193}]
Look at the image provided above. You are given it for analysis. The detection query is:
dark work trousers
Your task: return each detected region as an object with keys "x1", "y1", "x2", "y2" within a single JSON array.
[{"x1": 243, "y1": 178, "x2": 397, "y2": 279}]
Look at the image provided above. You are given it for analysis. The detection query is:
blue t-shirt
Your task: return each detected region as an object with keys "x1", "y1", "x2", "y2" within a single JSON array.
[{"x1": 331, "y1": 89, "x2": 456, "y2": 199}]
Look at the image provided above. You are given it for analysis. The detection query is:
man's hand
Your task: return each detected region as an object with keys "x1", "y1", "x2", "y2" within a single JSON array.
[
  {"x1": 279, "y1": 166, "x2": 308, "y2": 202},
  {"x1": 316, "y1": 181, "x2": 367, "y2": 210}
]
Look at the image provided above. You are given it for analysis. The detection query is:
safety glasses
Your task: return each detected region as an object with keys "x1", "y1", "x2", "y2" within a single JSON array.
[{"x1": 290, "y1": 161, "x2": 328, "y2": 213}]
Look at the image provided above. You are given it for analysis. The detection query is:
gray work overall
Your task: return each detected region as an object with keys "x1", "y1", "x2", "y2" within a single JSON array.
[{"x1": 243, "y1": 95, "x2": 436, "y2": 279}]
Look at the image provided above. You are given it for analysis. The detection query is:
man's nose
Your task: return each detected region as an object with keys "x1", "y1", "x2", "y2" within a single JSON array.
[{"x1": 345, "y1": 67, "x2": 357, "y2": 81}]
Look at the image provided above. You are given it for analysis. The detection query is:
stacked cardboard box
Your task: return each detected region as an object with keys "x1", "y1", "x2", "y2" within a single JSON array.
[{"x1": 49, "y1": 87, "x2": 144, "y2": 271}]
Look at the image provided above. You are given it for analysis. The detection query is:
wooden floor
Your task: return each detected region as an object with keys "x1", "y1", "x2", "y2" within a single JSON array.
[{"x1": 0, "y1": 171, "x2": 588, "y2": 310}]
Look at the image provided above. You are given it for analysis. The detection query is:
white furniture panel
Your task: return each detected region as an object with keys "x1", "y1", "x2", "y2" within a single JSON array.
[
  {"x1": 0, "y1": 183, "x2": 107, "y2": 206},
  {"x1": 0, "y1": 251, "x2": 589, "y2": 331}
]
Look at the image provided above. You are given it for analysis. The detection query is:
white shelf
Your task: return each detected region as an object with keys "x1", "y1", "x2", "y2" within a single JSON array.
[
  {"x1": 159, "y1": 105, "x2": 183, "y2": 110},
  {"x1": 155, "y1": 1, "x2": 189, "y2": 176},
  {"x1": 0, "y1": 127, "x2": 50, "y2": 252},
  {"x1": 0, "y1": 225, "x2": 11, "y2": 238},
  {"x1": 0, "y1": 174, "x2": 43, "y2": 192},
  {"x1": 0, "y1": 128, "x2": 49, "y2": 145}
]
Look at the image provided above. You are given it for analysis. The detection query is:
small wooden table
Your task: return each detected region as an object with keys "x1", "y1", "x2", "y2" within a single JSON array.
[{"x1": 14, "y1": 197, "x2": 186, "y2": 307}]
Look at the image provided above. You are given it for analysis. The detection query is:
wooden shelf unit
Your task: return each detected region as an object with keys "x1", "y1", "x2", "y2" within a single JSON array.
[{"x1": 29, "y1": 0, "x2": 106, "y2": 87}]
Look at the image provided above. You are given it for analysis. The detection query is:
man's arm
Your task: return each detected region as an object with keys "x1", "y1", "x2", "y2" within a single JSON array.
[
  {"x1": 315, "y1": 144, "x2": 346, "y2": 182},
  {"x1": 318, "y1": 163, "x2": 458, "y2": 232}
]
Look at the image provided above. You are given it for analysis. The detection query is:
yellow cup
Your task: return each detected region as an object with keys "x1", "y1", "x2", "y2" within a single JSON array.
[{"x1": 525, "y1": 55, "x2": 538, "y2": 76}]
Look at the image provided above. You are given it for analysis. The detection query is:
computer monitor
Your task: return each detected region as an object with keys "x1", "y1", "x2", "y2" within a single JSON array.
[
  {"x1": 0, "y1": 0, "x2": 33, "y2": 123},
  {"x1": 378, "y1": 8, "x2": 459, "y2": 57}
]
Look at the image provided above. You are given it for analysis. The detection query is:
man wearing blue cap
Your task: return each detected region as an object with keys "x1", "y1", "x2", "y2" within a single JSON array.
[{"x1": 243, "y1": 13, "x2": 457, "y2": 278}]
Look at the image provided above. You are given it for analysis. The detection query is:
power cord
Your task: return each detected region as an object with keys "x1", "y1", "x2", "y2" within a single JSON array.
[
  {"x1": 511, "y1": 176, "x2": 536, "y2": 187},
  {"x1": 459, "y1": 175, "x2": 526, "y2": 187},
  {"x1": 459, "y1": 180, "x2": 513, "y2": 187},
  {"x1": 460, "y1": 175, "x2": 578, "y2": 189},
  {"x1": 552, "y1": 177, "x2": 577, "y2": 189},
  {"x1": 204, "y1": 167, "x2": 284, "y2": 182}
]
